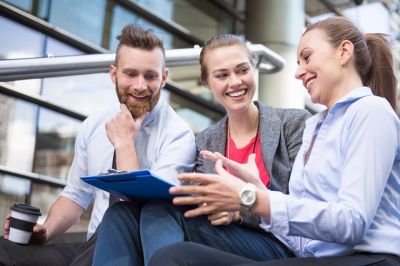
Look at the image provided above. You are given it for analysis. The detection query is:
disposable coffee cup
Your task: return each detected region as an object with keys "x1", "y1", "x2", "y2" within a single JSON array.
[{"x1": 9, "y1": 203, "x2": 41, "y2": 245}]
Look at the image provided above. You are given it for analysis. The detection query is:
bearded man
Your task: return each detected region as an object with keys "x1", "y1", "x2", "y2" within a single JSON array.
[{"x1": 0, "y1": 24, "x2": 196, "y2": 266}]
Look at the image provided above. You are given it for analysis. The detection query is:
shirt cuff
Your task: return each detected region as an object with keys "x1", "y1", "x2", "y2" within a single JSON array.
[
  {"x1": 260, "y1": 190, "x2": 289, "y2": 235},
  {"x1": 60, "y1": 185, "x2": 92, "y2": 210}
]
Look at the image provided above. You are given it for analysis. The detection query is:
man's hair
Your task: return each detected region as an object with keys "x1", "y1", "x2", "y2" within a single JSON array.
[{"x1": 115, "y1": 24, "x2": 165, "y2": 66}]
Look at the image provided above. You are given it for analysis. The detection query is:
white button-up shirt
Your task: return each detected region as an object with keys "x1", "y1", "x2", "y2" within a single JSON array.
[{"x1": 61, "y1": 99, "x2": 196, "y2": 239}]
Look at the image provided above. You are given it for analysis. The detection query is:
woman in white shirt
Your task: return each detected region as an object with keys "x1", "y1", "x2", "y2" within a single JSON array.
[{"x1": 150, "y1": 16, "x2": 400, "y2": 266}]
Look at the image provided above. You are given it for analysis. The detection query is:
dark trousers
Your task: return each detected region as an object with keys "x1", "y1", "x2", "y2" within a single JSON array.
[
  {"x1": 149, "y1": 242, "x2": 400, "y2": 266},
  {"x1": 0, "y1": 231, "x2": 97, "y2": 266}
]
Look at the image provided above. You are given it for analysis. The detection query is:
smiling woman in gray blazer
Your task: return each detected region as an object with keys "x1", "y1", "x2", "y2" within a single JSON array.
[{"x1": 196, "y1": 102, "x2": 309, "y2": 194}]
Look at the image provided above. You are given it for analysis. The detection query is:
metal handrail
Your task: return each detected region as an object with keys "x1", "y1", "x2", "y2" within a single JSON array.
[
  {"x1": 0, "y1": 165, "x2": 66, "y2": 188},
  {"x1": 0, "y1": 45, "x2": 285, "y2": 82}
]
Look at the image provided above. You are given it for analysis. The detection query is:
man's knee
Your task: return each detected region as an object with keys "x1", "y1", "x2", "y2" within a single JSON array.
[
  {"x1": 103, "y1": 201, "x2": 141, "y2": 223},
  {"x1": 142, "y1": 200, "x2": 183, "y2": 217}
]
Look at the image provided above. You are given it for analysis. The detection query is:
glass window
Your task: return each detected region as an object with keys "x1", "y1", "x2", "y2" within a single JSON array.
[
  {"x1": 171, "y1": 0, "x2": 234, "y2": 41},
  {"x1": 41, "y1": 73, "x2": 118, "y2": 116},
  {"x1": 36, "y1": 73, "x2": 117, "y2": 180},
  {"x1": 0, "y1": 95, "x2": 34, "y2": 232},
  {"x1": 137, "y1": 0, "x2": 174, "y2": 19},
  {"x1": 168, "y1": 65, "x2": 215, "y2": 102},
  {"x1": 0, "y1": 95, "x2": 37, "y2": 171},
  {"x1": 33, "y1": 109, "x2": 81, "y2": 180},
  {"x1": 0, "y1": 16, "x2": 85, "y2": 95},
  {"x1": 165, "y1": 89, "x2": 223, "y2": 134},
  {"x1": 176, "y1": 107, "x2": 214, "y2": 134},
  {"x1": 0, "y1": 16, "x2": 44, "y2": 94},
  {"x1": 108, "y1": 5, "x2": 182, "y2": 50},
  {"x1": 5, "y1": 0, "x2": 195, "y2": 51},
  {"x1": 48, "y1": 0, "x2": 107, "y2": 47},
  {"x1": 0, "y1": 16, "x2": 45, "y2": 60},
  {"x1": 4, "y1": 0, "x2": 50, "y2": 19},
  {"x1": 3, "y1": 0, "x2": 32, "y2": 12},
  {"x1": 46, "y1": 37, "x2": 84, "y2": 57},
  {"x1": 138, "y1": 0, "x2": 244, "y2": 40}
]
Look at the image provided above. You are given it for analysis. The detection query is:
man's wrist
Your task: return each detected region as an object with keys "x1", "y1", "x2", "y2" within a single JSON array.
[{"x1": 113, "y1": 140, "x2": 135, "y2": 150}]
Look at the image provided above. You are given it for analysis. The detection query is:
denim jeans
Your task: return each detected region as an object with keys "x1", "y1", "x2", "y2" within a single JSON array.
[
  {"x1": 92, "y1": 201, "x2": 143, "y2": 266},
  {"x1": 140, "y1": 200, "x2": 293, "y2": 265}
]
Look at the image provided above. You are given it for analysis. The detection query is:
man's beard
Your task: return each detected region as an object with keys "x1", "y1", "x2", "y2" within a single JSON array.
[{"x1": 115, "y1": 80, "x2": 161, "y2": 119}]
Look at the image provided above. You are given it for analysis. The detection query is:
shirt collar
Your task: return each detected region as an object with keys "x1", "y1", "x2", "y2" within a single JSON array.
[
  {"x1": 306, "y1": 87, "x2": 372, "y2": 127},
  {"x1": 142, "y1": 98, "x2": 164, "y2": 127},
  {"x1": 331, "y1": 86, "x2": 372, "y2": 112}
]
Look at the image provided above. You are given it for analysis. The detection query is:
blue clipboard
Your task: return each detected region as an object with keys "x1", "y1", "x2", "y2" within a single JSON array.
[{"x1": 81, "y1": 169, "x2": 174, "y2": 200}]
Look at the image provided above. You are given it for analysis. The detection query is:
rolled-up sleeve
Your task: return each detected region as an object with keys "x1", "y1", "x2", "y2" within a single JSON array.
[{"x1": 60, "y1": 120, "x2": 94, "y2": 210}]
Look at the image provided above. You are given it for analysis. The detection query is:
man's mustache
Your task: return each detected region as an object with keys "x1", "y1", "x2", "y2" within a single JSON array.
[{"x1": 127, "y1": 90, "x2": 153, "y2": 97}]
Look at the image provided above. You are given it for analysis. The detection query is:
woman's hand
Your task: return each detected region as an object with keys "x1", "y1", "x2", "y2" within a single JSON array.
[
  {"x1": 170, "y1": 160, "x2": 246, "y2": 218},
  {"x1": 201, "y1": 151, "x2": 264, "y2": 188},
  {"x1": 207, "y1": 211, "x2": 240, "y2": 226}
]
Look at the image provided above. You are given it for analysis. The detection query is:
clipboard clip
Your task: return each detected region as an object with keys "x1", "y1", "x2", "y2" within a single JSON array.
[{"x1": 98, "y1": 169, "x2": 128, "y2": 176}]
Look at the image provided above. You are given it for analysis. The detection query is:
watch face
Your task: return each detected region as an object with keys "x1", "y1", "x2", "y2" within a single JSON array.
[{"x1": 241, "y1": 189, "x2": 256, "y2": 206}]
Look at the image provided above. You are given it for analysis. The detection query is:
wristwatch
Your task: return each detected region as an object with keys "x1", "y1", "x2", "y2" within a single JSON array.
[{"x1": 239, "y1": 183, "x2": 257, "y2": 211}]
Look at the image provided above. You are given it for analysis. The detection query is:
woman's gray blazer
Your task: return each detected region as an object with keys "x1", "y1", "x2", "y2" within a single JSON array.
[{"x1": 195, "y1": 101, "x2": 310, "y2": 228}]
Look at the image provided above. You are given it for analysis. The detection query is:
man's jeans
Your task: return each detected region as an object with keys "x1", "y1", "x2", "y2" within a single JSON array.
[{"x1": 92, "y1": 201, "x2": 143, "y2": 266}]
